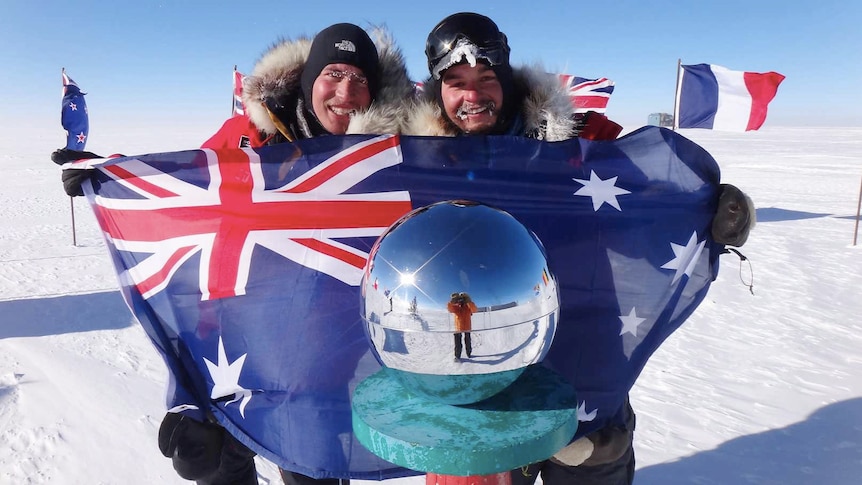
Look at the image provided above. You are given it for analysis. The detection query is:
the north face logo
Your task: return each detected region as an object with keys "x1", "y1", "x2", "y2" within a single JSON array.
[{"x1": 334, "y1": 40, "x2": 356, "y2": 52}]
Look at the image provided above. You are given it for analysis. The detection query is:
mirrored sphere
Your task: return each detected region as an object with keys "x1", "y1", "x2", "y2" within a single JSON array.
[{"x1": 360, "y1": 200, "x2": 560, "y2": 404}]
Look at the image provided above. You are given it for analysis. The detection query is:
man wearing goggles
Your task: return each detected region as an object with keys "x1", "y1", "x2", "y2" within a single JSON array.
[
  {"x1": 405, "y1": 11, "x2": 621, "y2": 140},
  {"x1": 403, "y1": 11, "x2": 755, "y2": 485}
]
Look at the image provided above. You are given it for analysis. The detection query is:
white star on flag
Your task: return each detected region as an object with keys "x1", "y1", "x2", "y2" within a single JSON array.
[
  {"x1": 573, "y1": 170, "x2": 631, "y2": 211},
  {"x1": 204, "y1": 336, "x2": 253, "y2": 417},
  {"x1": 577, "y1": 401, "x2": 598, "y2": 422},
  {"x1": 660, "y1": 231, "x2": 706, "y2": 284},
  {"x1": 70, "y1": 102, "x2": 77, "y2": 111},
  {"x1": 76, "y1": 132, "x2": 86, "y2": 144},
  {"x1": 619, "y1": 307, "x2": 647, "y2": 337}
]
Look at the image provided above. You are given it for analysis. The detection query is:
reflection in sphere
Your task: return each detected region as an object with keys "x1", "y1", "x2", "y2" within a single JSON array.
[{"x1": 360, "y1": 200, "x2": 560, "y2": 404}]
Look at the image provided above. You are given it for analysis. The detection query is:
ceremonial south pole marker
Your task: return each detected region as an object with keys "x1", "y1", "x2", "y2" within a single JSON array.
[{"x1": 355, "y1": 201, "x2": 578, "y2": 483}]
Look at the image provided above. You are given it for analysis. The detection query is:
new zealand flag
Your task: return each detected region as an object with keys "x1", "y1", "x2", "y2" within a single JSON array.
[
  {"x1": 67, "y1": 128, "x2": 723, "y2": 479},
  {"x1": 61, "y1": 71, "x2": 89, "y2": 150}
]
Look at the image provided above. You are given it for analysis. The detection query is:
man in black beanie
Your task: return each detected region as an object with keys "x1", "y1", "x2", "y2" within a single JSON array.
[
  {"x1": 55, "y1": 20, "x2": 413, "y2": 187},
  {"x1": 52, "y1": 24, "x2": 412, "y2": 485},
  {"x1": 200, "y1": 21, "x2": 409, "y2": 149},
  {"x1": 299, "y1": 23, "x2": 379, "y2": 133},
  {"x1": 152, "y1": 21, "x2": 412, "y2": 485}
]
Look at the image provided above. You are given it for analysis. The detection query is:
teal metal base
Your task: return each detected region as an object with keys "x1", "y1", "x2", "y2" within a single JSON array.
[{"x1": 352, "y1": 365, "x2": 578, "y2": 476}]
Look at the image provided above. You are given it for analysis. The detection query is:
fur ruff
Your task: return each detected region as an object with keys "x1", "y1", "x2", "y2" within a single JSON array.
[
  {"x1": 402, "y1": 63, "x2": 577, "y2": 141},
  {"x1": 241, "y1": 27, "x2": 412, "y2": 137}
]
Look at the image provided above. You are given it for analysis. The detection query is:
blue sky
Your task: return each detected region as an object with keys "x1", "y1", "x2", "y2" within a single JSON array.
[{"x1": 3, "y1": 0, "x2": 860, "y2": 146}]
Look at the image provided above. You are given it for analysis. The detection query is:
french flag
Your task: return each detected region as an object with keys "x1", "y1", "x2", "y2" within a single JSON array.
[{"x1": 676, "y1": 63, "x2": 785, "y2": 131}]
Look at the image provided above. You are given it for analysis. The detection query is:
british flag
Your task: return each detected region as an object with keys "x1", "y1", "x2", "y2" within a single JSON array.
[
  {"x1": 70, "y1": 129, "x2": 724, "y2": 479},
  {"x1": 558, "y1": 74, "x2": 615, "y2": 114}
]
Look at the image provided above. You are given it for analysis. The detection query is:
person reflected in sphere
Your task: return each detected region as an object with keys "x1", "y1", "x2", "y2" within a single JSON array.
[{"x1": 448, "y1": 292, "x2": 478, "y2": 360}]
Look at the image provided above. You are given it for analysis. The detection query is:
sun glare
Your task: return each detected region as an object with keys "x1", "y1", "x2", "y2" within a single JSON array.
[{"x1": 399, "y1": 272, "x2": 416, "y2": 286}]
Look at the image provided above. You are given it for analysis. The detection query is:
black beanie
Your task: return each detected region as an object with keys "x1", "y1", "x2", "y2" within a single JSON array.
[{"x1": 301, "y1": 23, "x2": 379, "y2": 110}]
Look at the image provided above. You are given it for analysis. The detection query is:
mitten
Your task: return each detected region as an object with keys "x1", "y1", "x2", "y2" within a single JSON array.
[
  {"x1": 52, "y1": 148, "x2": 106, "y2": 197},
  {"x1": 51, "y1": 147, "x2": 102, "y2": 166},
  {"x1": 157, "y1": 412, "x2": 225, "y2": 480},
  {"x1": 61, "y1": 169, "x2": 95, "y2": 197},
  {"x1": 550, "y1": 435, "x2": 594, "y2": 466},
  {"x1": 550, "y1": 425, "x2": 632, "y2": 467},
  {"x1": 712, "y1": 184, "x2": 756, "y2": 247}
]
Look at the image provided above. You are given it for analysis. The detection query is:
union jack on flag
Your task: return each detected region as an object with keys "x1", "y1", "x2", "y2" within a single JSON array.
[
  {"x1": 90, "y1": 136, "x2": 410, "y2": 301},
  {"x1": 68, "y1": 129, "x2": 724, "y2": 480},
  {"x1": 558, "y1": 75, "x2": 615, "y2": 114}
]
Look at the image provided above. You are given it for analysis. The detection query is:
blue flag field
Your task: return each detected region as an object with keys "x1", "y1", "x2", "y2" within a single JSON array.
[{"x1": 66, "y1": 128, "x2": 723, "y2": 479}]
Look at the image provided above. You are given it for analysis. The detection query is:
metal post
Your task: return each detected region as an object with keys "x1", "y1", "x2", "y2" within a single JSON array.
[
  {"x1": 854, "y1": 174, "x2": 861, "y2": 246},
  {"x1": 672, "y1": 59, "x2": 682, "y2": 131},
  {"x1": 70, "y1": 196, "x2": 77, "y2": 246},
  {"x1": 426, "y1": 472, "x2": 511, "y2": 485}
]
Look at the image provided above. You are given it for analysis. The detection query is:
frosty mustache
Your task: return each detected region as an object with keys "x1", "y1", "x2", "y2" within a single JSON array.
[{"x1": 455, "y1": 101, "x2": 496, "y2": 120}]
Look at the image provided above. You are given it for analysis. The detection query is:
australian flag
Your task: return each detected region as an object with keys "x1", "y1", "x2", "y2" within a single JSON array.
[
  {"x1": 67, "y1": 128, "x2": 723, "y2": 479},
  {"x1": 61, "y1": 70, "x2": 89, "y2": 150}
]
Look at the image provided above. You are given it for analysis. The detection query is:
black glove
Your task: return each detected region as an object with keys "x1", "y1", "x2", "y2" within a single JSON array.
[
  {"x1": 51, "y1": 147, "x2": 102, "y2": 166},
  {"x1": 158, "y1": 412, "x2": 225, "y2": 480},
  {"x1": 61, "y1": 169, "x2": 96, "y2": 197},
  {"x1": 157, "y1": 412, "x2": 257, "y2": 482},
  {"x1": 52, "y1": 148, "x2": 103, "y2": 197},
  {"x1": 712, "y1": 184, "x2": 755, "y2": 247}
]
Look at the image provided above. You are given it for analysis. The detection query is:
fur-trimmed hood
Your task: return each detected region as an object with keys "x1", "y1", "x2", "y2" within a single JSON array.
[
  {"x1": 241, "y1": 26, "x2": 413, "y2": 137},
  {"x1": 402, "y1": 63, "x2": 577, "y2": 141}
]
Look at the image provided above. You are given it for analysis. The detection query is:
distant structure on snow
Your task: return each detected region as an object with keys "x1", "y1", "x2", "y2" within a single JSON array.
[{"x1": 648, "y1": 113, "x2": 674, "y2": 128}]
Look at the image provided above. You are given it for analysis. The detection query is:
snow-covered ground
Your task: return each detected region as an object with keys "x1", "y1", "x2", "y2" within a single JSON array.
[{"x1": 1, "y1": 124, "x2": 860, "y2": 484}]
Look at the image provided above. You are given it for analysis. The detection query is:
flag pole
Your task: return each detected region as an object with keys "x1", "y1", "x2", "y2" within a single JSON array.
[
  {"x1": 854, "y1": 173, "x2": 862, "y2": 246},
  {"x1": 232, "y1": 65, "x2": 237, "y2": 116},
  {"x1": 70, "y1": 197, "x2": 78, "y2": 246},
  {"x1": 62, "y1": 67, "x2": 78, "y2": 247},
  {"x1": 672, "y1": 59, "x2": 681, "y2": 131}
]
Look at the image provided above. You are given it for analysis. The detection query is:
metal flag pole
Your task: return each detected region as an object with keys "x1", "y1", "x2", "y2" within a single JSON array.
[
  {"x1": 854, "y1": 174, "x2": 861, "y2": 246},
  {"x1": 232, "y1": 65, "x2": 237, "y2": 116},
  {"x1": 70, "y1": 197, "x2": 78, "y2": 246},
  {"x1": 672, "y1": 59, "x2": 681, "y2": 131},
  {"x1": 62, "y1": 67, "x2": 79, "y2": 247}
]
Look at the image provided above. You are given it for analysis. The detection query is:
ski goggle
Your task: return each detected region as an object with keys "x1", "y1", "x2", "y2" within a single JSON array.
[
  {"x1": 428, "y1": 37, "x2": 509, "y2": 80},
  {"x1": 426, "y1": 15, "x2": 510, "y2": 79}
]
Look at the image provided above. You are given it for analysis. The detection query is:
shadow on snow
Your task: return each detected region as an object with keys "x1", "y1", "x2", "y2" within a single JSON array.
[
  {"x1": 635, "y1": 397, "x2": 862, "y2": 484},
  {"x1": 755, "y1": 207, "x2": 836, "y2": 223},
  {"x1": 0, "y1": 290, "x2": 133, "y2": 339}
]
